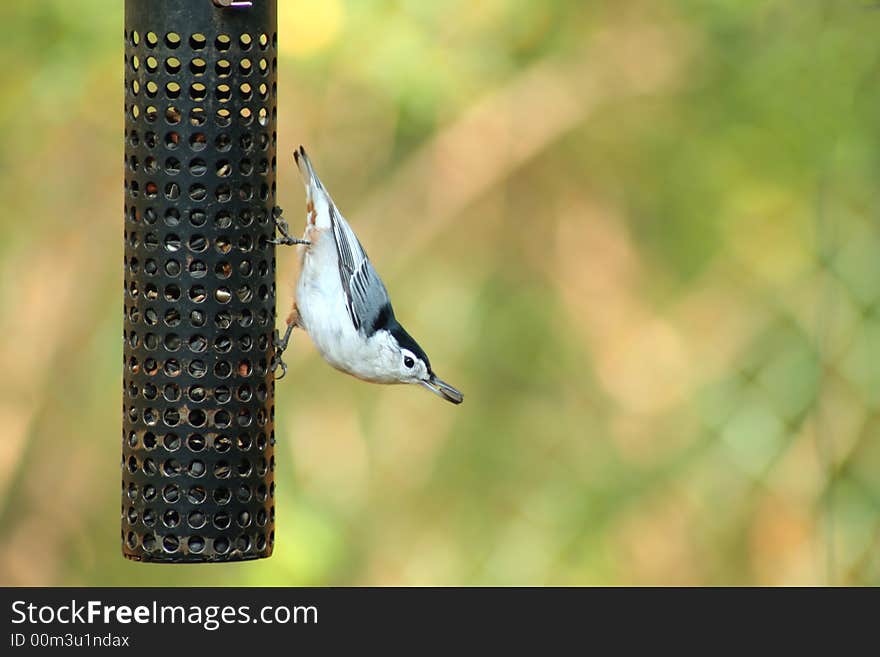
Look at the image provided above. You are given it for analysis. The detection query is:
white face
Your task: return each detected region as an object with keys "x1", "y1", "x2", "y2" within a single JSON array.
[
  {"x1": 354, "y1": 333, "x2": 430, "y2": 385},
  {"x1": 367, "y1": 333, "x2": 463, "y2": 403},
  {"x1": 397, "y1": 347, "x2": 429, "y2": 384}
]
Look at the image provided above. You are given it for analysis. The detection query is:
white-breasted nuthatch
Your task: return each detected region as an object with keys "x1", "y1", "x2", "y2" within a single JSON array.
[{"x1": 271, "y1": 146, "x2": 463, "y2": 404}]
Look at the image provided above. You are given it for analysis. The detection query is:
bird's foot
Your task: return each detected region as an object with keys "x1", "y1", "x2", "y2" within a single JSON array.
[
  {"x1": 271, "y1": 206, "x2": 310, "y2": 246},
  {"x1": 271, "y1": 323, "x2": 295, "y2": 380}
]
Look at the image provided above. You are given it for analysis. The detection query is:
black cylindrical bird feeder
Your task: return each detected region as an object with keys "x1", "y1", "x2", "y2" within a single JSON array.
[{"x1": 122, "y1": 0, "x2": 278, "y2": 562}]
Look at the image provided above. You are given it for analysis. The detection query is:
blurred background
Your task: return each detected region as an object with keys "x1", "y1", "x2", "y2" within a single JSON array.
[{"x1": 0, "y1": 0, "x2": 878, "y2": 585}]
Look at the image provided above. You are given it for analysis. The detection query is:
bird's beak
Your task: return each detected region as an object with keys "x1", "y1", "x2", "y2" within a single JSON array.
[{"x1": 420, "y1": 375, "x2": 464, "y2": 405}]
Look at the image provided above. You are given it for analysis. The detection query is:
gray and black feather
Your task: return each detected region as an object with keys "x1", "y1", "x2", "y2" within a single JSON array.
[
  {"x1": 328, "y1": 205, "x2": 390, "y2": 335},
  {"x1": 328, "y1": 206, "x2": 432, "y2": 369}
]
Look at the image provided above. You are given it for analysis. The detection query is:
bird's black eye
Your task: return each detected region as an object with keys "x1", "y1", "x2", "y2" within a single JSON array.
[{"x1": 404, "y1": 356, "x2": 414, "y2": 368}]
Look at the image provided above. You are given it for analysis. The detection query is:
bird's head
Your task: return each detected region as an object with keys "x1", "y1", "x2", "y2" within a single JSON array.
[{"x1": 380, "y1": 322, "x2": 463, "y2": 404}]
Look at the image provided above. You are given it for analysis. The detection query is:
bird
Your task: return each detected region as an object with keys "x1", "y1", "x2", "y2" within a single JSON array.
[{"x1": 270, "y1": 145, "x2": 463, "y2": 405}]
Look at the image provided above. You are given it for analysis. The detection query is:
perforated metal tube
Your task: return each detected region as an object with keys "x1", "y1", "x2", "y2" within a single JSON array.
[{"x1": 122, "y1": 0, "x2": 278, "y2": 562}]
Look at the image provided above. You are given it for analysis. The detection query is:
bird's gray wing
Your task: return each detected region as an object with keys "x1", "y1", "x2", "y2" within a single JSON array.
[{"x1": 329, "y1": 207, "x2": 391, "y2": 335}]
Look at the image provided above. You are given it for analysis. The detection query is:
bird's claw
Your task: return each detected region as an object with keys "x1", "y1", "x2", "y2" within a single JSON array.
[
  {"x1": 272, "y1": 206, "x2": 310, "y2": 246},
  {"x1": 269, "y1": 236, "x2": 311, "y2": 246},
  {"x1": 271, "y1": 331, "x2": 288, "y2": 380},
  {"x1": 271, "y1": 324, "x2": 294, "y2": 380},
  {"x1": 271, "y1": 353, "x2": 288, "y2": 380}
]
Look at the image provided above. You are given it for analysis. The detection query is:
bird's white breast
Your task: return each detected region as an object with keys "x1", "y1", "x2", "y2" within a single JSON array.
[{"x1": 296, "y1": 227, "x2": 396, "y2": 383}]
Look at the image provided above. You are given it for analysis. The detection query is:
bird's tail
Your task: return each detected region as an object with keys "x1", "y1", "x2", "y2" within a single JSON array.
[
  {"x1": 293, "y1": 145, "x2": 332, "y2": 225},
  {"x1": 294, "y1": 145, "x2": 323, "y2": 197}
]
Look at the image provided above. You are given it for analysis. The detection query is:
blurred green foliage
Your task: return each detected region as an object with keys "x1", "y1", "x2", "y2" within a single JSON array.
[{"x1": 0, "y1": 0, "x2": 879, "y2": 585}]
